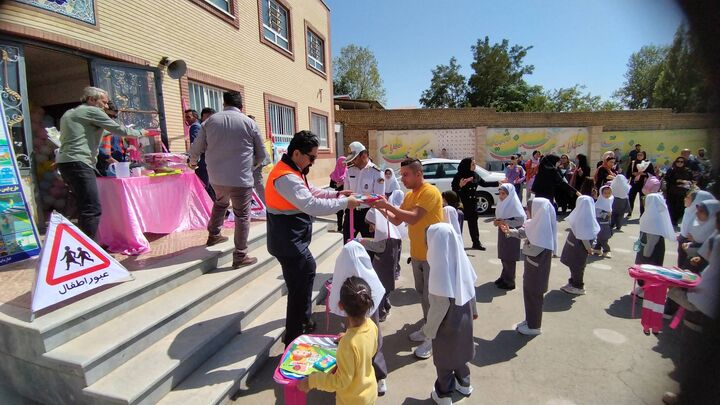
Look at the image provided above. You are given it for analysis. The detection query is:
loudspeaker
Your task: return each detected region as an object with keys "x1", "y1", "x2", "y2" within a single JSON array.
[{"x1": 166, "y1": 59, "x2": 187, "y2": 79}]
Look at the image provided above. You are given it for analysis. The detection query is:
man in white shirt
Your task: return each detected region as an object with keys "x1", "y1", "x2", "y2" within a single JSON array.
[{"x1": 343, "y1": 141, "x2": 385, "y2": 241}]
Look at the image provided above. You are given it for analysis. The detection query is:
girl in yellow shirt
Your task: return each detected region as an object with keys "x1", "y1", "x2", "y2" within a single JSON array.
[{"x1": 298, "y1": 275, "x2": 379, "y2": 405}]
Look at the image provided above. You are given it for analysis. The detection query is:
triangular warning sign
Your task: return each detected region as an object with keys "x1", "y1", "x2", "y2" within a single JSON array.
[{"x1": 31, "y1": 212, "x2": 134, "y2": 315}]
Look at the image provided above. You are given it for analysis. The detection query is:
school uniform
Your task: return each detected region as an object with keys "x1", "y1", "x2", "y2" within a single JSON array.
[
  {"x1": 494, "y1": 183, "x2": 527, "y2": 287},
  {"x1": 610, "y1": 175, "x2": 631, "y2": 231},
  {"x1": 683, "y1": 200, "x2": 720, "y2": 273},
  {"x1": 594, "y1": 186, "x2": 613, "y2": 253},
  {"x1": 561, "y1": 196, "x2": 600, "y2": 289},
  {"x1": 424, "y1": 223, "x2": 477, "y2": 400},
  {"x1": 329, "y1": 242, "x2": 388, "y2": 384},
  {"x1": 362, "y1": 209, "x2": 402, "y2": 319},
  {"x1": 507, "y1": 198, "x2": 557, "y2": 331},
  {"x1": 677, "y1": 191, "x2": 714, "y2": 268},
  {"x1": 635, "y1": 194, "x2": 677, "y2": 266}
]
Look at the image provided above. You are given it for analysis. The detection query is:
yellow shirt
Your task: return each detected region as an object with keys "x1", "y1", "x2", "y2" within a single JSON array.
[
  {"x1": 309, "y1": 320, "x2": 378, "y2": 405},
  {"x1": 400, "y1": 182, "x2": 444, "y2": 260}
]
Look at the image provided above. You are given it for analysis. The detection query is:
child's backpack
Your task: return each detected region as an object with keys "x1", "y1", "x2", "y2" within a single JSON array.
[{"x1": 642, "y1": 175, "x2": 661, "y2": 195}]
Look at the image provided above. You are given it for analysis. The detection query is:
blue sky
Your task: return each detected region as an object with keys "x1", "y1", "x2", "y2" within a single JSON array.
[{"x1": 325, "y1": 0, "x2": 685, "y2": 108}]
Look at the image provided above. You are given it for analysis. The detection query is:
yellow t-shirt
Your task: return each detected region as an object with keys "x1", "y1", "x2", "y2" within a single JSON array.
[
  {"x1": 309, "y1": 319, "x2": 378, "y2": 405},
  {"x1": 400, "y1": 182, "x2": 444, "y2": 260}
]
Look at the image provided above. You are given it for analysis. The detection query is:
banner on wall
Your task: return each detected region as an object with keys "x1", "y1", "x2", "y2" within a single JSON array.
[
  {"x1": 376, "y1": 129, "x2": 476, "y2": 170},
  {"x1": 0, "y1": 102, "x2": 42, "y2": 267},
  {"x1": 485, "y1": 128, "x2": 589, "y2": 162}
]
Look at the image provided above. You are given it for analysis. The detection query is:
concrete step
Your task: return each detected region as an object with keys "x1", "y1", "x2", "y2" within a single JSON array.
[
  {"x1": 43, "y1": 231, "x2": 339, "y2": 386},
  {"x1": 156, "y1": 250, "x2": 340, "y2": 405},
  {"x1": 26, "y1": 224, "x2": 279, "y2": 356},
  {"x1": 82, "y1": 232, "x2": 342, "y2": 405}
]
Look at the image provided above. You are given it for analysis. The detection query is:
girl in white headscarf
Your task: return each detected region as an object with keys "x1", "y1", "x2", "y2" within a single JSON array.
[
  {"x1": 383, "y1": 168, "x2": 401, "y2": 199},
  {"x1": 500, "y1": 198, "x2": 557, "y2": 335},
  {"x1": 610, "y1": 174, "x2": 631, "y2": 231},
  {"x1": 361, "y1": 208, "x2": 402, "y2": 322},
  {"x1": 424, "y1": 223, "x2": 477, "y2": 403},
  {"x1": 682, "y1": 200, "x2": 720, "y2": 273},
  {"x1": 560, "y1": 196, "x2": 600, "y2": 295},
  {"x1": 493, "y1": 183, "x2": 527, "y2": 290},
  {"x1": 636, "y1": 193, "x2": 676, "y2": 267},
  {"x1": 327, "y1": 241, "x2": 388, "y2": 395},
  {"x1": 678, "y1": 190, "x2": 714, "y2": 268},
  {"x1": 443, "y1": 206, "x2": 462, "y2": 239},
  {"x1": 593, "y1": 185, "x2": 614, "y2": 257}
]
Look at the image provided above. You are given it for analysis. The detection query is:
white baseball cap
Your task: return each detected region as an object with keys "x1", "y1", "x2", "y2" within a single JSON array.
[{"x1": 346, "y1": 141, "x2": 367, "y2": 163}]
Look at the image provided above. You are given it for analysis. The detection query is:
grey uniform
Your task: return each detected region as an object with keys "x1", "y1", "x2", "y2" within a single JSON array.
[
  {"x1": 560, "y1": 230, "x2": 593, "y2": 289},
  {"x1": 508, "y1": 228, "x2": 552, "y2": 330},
  {"x1": 497, "y1": 217, "x2": 524, "y2": 285},
  {"x1": 635, "y1": 232, "x2": 665, "y2": 266},
  {"x1": 611, "y1": 197, "x2": 629, "y2": 230},
  {"x1": 594, "y1": 209, "x2": 612, "y2": 252},
  {"x1": 362, "y1": 238, "x2": 402, "y2": 317}
]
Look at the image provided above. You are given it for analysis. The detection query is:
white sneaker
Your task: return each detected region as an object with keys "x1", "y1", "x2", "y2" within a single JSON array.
[
  {"x1": 515, "y1": 320, "x2": 527, "y2": 328},
  {"x1": 560, "y1": 283, "x2": 586, "y2": 295},
  {"x1": 377, "y1": 379, "x2": 387, "y2": 396},
  {"x1": 409, "y1": 329, "x2": 426, "y2": 342},
  {"x1": 431, "y1": 389, "x2": 453, "y2": 405},
  {"x1": 603, "y1": 251, "x2": 612, "y2": 258},
  {"x1": 414, "y1": 339, "x2": 433, "y2": 359},
  {"x1": 516, "y1": 323, "x2": 542, "y2": 336},
  {"x1": 455, "y1": 380, "x2": 474, "y2": 396}
]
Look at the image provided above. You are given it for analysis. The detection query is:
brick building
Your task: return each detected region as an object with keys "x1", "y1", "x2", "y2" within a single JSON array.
[{"x1": 1, "y1": 0, "x2": 336, "y2": 221}]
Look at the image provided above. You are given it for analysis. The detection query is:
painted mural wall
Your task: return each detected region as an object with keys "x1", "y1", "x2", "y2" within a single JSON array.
[
  {"x1": 376, "y1": 129, "x2": 475, "y2": 170},
  {"x1": 485, "y1": 127, "x2": 589, "y2": 162},
  {"x1": 600, "y1": 129, "x2": 709, "y2": 170}
]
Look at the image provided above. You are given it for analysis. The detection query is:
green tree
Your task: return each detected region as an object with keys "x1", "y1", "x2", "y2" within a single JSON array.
[
  {"x1": 467, "y1": 37, "x2": 535, "y2": 111},
  {"x1": 333, "y1": 45, "x2": 386, "y2": 104},
  {"x1": 614, "y1": 45, "x2": 669, "y2": 109},
  {"x1": 419, "y1": 57, "x2": 469, "y2": 108}
]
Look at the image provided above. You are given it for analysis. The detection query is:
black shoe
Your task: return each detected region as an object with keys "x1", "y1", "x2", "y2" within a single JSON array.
[
  {"x1": 496, "y1": 279, "x2": 516, "y2": 290},
  {"x1": 379, "y1": 312, "x2": 388, "y2": 322},
  {"x1": 470, "y1": 243, "x2": 486, "y2": 251},
  {"x1": 303, "y1": 319, "x2": 316, "y2": 334},
  {"x1": 494, "y1": 277, "x2": 503, "y2": 286}
]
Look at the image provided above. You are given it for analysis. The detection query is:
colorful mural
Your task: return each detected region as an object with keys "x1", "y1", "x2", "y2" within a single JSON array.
[
  {"x1": 377, "y1": 129, "x2": 475, "y2": 170},
  {"x1": 485, "y1": 127, "x2": 589, "y2": 161},
  {"x1": 600, "y1": 129, "x2": 709, "y2": 170},
  {"x1": 14, "y1": 0, "x2": 96, "y2": 25}
]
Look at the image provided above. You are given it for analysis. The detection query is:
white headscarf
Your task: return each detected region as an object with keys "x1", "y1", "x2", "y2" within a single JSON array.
[
  {"x1": 639, "y1": 193, "x2": 677, "y2": 241},
  {"x1": 329, "y1": 241, "x2": 386, "y2": 317},
  {"x1": 689, "y1": 200, "x2": 720, "y2": 244},
  {"x1": 596, "y1": 185, "x2": 614, "y2": 213},
  {"x1": 566, "y1": 195, "x2": 600, "y2": 241},
  {"x1": 443, "y1": 206, "x2": 462, "y2": 237},
  {"x1": 388, "y1": 190, "x2": 409, "y2": 239},
  {"x1": 524, "y1": 198, "x2": 557, "y2": 252},
  {"x1": 496, "y1": 183, "x2": 526, "y2": 221},
  {"x1": 680, "y1": 190, "x2": 714, "y2": 237},
  {"x1": 688, "y1": 233, "x2": 720, "y2": 318},
  {"x1": 610, "y1": 174, "x2": 630, "y2": 199},
  {"x1": 383, "y1": 169, "x2": 401, "y2": 194},
  {"x1": 365, "y1": 208, "x2": 401, "y2": 241},
  {"x1": 427, "y1": 223, "x2": 477, "y2": 306}
]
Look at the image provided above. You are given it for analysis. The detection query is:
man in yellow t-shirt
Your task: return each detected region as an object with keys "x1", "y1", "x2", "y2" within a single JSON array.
[{"x1": 370, "y1": 158, "x2": 443, "y2": 359}]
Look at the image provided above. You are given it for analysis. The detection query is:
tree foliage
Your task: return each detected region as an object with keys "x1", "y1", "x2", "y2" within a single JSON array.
[
  {"x1": 419, "y1": 57, "x2": 469, "y2": 108},
  {"x1": 527, "y1": 85, "x2": 621, "y2": 112},
  {"x1": 614, "y1": 45, "x2": 668, "y2": 109},
  {"x1": 333, "y1": 44, "x2": 386, "y2": 104}
]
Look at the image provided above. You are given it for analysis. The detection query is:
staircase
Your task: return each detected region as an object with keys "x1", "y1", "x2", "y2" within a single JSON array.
[{"x1": 0, "y1": 222, "x2": 342, "y2": 405}]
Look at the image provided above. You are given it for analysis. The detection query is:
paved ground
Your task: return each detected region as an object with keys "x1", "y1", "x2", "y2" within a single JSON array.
[{"x1": 237, "y1": 208, "x2": 683, "y2": 405}]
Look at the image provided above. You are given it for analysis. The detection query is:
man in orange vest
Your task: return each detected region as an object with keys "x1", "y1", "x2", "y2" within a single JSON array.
[{"x1": 266, "y1": 130, "x2": 360, "y2": 345}]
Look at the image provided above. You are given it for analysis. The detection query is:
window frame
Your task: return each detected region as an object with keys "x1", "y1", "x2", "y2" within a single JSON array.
[
  {"x1": 304, "y1": 20, "x2": 327, "y2": 78},
  {"x1": 188, "y1": 81, "x2": 224, "y2": 116},
  {"x1": 308, "y1": 108, "x2": 330, "y2": 150},
  {"x1": 188, "y1": 0, "x2": 239, "y2": 28},
  {"x1": 264, "y1": 93, "x2": 298, "y2": 144},
  {"x1": 257, "y1": 0, "x2": 294, "y2": 60}
]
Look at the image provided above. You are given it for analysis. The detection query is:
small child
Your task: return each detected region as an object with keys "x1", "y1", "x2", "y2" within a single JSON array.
[
  {"x1": 682, "y1": 200, "x2": 720, "y2": 273},
  {"x1": 361, "y1": 209, "x2": 402, "y2": 322},
  {"x1": 493, "y1": 183, "x2": 527, "y2": 290},
  {"x1": 594, "y1": 185, "x2": 614, "y2": 257},
  {"x1": 443, "y1": 206, "x2": 463, "y2": 239},
  {"x1": 678, "y1": 190, "x2": 713, "y2": 268},
  {"x1": 636, "y1": 193, "x2": 677, "y2": 267},
  {"x1": 300, "y1": 275, "x2": 380, "y2": 404},
  {"x1": 610, "y1": 174, "x2": 630, "y2": 231},
  {"x1": 442, "y1": 190, "x2": 464, "y2": 234},
  {"x1": 313, "y1": 241, "x2": 387, "y2": 398},
  {"x1": 560, "y1": 196, "x2": 600, "y2": 295},
  {"x1": 425, "y1": 223, "x2": 478, "y2": 404},
  {"x1": 500, "y1": 198, "x2": 557, "y2": 335}
]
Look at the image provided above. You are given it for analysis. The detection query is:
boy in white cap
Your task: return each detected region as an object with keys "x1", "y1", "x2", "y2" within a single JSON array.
[{"x1": 344, "y1": 141, "x2": 385, "y2": 241}]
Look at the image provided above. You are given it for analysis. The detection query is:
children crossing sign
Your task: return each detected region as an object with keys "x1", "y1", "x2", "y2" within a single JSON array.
[{"x1": 31, "y1": 212, "x2": 134, "y2": 314}]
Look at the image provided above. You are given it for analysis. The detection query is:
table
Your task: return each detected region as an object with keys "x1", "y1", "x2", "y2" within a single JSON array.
[{"x1": 97, "y1": 172, "x2": 213, "y2": 255}]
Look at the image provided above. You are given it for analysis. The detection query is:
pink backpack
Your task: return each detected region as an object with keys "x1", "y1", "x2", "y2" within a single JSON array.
[{"x1": 643, "y1": 175, "x2": 661, "y2": 195}]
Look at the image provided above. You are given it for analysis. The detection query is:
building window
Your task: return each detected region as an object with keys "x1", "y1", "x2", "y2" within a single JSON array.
[
  {"x1": 262, "y1": 0, "x2": 290, "y2": 52},
  {"x1": 306, "y1": 29, "x2": 325, "y2": 73},
  {"x1": 188, "y1": 82, "x2": 224, "y2": 115},
  {"x1": 205, "y1": 0, "x2": 230, "y2": 13},
  {"x1": 14, "y1": 0, "x2": 96, "y2": 25},
  {"x1": 310, "y1": 112, "x2": 328, "y2": 148},
  {"x1": 268, "y1": 101, "x2": 295, "y2": 144}
]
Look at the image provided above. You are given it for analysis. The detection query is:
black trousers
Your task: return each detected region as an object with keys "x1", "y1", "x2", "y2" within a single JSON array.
[
  {"x1": 462, "y1": 201, "x2": 480, "y2": 246},
  {"x1": 57, "y1": 162, "x2": 101, "y2": 241},
  {"x1": 628, "y1": 183, "x2": 645, "y2": 216},
  {"x1": 277, "y1": 249, "x2": 317, "y2": 345},
  {"x1": 342, "y1": 208, "x2": 372, "y2": 242}
]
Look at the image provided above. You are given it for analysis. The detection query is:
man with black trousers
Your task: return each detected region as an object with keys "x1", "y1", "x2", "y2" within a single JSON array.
[{"x1": 265, "y1": 131, "x2": 359, "y2": 345}]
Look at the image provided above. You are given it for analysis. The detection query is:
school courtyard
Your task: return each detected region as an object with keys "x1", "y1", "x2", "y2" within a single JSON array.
[{"x1": 239, "y1": 210, "x2": 681, "y2": 405}]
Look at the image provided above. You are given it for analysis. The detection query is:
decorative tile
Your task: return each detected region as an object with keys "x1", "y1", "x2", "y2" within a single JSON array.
[{"x1": 14, "y1": 0, "x2": 96, "y2": 25}]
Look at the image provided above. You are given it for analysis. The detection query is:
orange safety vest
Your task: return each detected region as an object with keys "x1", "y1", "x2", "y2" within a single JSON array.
[{"x1": 266, "y1": 160, "x2": 307, "y2": 211}]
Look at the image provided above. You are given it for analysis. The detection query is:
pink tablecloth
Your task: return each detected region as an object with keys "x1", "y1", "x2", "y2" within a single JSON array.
[{"x1": 97, "y1": 173, "x2": 213, "y2": 255}]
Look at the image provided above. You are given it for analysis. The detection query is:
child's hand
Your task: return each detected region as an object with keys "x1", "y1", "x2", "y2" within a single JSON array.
[
  {"x1": 690, "y1": 256, "x2": 702, "y2": 266},
  {"x1": 493, "y1": 219, "x2": 504, "y2": 227},
  {"x1": 682, "y1": 242, "x2": 691, "y2": 251},
  {"x1": 587, "y1": 248, "x2": 593, "y2": 255},
  {"x1": 473, "y1": 314, "x2": 478, "y2": 320},
  {"x1": 499, "y1": 223, "x2": 510, "y2": 235},
  {"x1": 297, "y1": 378, "x2": 310, "y2": 393},
  {"x1": 334, "y1": 332, "x2": 346, "y2": 343}
]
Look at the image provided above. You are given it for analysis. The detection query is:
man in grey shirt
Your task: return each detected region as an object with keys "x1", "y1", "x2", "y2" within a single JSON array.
[{"x1": 189, "y1": 91, "x2": 266, "y2": 268}]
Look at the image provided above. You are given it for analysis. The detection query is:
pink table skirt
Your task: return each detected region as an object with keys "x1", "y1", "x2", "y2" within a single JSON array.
[{"x1": 97, "y1": 172, "x2": 213, "y2": 255}]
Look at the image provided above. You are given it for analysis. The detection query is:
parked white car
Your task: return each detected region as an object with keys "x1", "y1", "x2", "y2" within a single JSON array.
[{"x1": 399, "y1": 158, "x2": 506, "y2": 214}]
